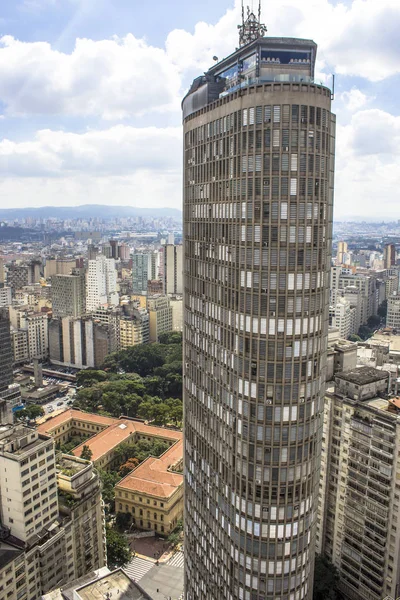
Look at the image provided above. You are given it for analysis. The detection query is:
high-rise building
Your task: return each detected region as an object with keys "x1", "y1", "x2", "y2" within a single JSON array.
[
  {"x1": 6, "y1": 265, "x2": 29, "y2": 296},
  {"x1": 0, "y1": 308, "x2": 13, "y2": 393},
  {"x1": 51, "y1": 273, "x2": 86, "y2": 318},
  {"x1": 49, "y1": 316, "x2": 112, "y2": 368},
  {"x1": 147, "y1": 295, "x2": 173, "y2": 342},
  {"x1": 0, "y1": 284, "x2": 12, "y2": 307},
  {"x1": 336, "y1": 241, "x2": 348, "y2": 265},
  {"x1": 387, "y1": 292, "x2": 400, "y2": 329},
  {"x1": 384, "y1": 243, "x2": 396, "y2": 269},
  {"x1": 44, "y1": 258, "x2": 76, "y2": 279},
  {"x1": 86, "y1": 255, "x2": 119, "y2": 312},
  {"x1": 0, "y1": 424, "x2": 106, "y2": 599},
  {"x1": 316, "y1": 367, "x2": 400, "y2": 600},
  {"x1": 10, "y1": 309, "x2": 49, "y2": 361},
  {"x1": 163, "y1": 244, "x2": 183, "y2": 295},
  {"x1": 182, "y1": 10, "x2": 335, "y2": 600},
  {"x1": 132, "y1": 253, "x2": 149, "y2": 295}
]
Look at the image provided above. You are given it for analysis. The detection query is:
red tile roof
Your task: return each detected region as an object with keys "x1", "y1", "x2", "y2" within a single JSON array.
[
  {"x1": 70, "y1": 416, "x2": 182, "y2": 462},
  {"x1": 37, "y1": 409, "x2": 116, "y2": 434},
  {"x1": 116, "y1": 456, "x2": 183, "y2": 499}
]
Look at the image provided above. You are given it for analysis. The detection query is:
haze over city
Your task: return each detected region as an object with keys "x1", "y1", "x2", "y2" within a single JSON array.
[{"x1": 0, "y1": 0, "x2": 399, "y2": 219}]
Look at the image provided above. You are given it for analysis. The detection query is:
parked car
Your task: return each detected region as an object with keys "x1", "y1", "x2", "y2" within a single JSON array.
[
  {"x1": 57, "y1": 401, "x2": 63, "y2": 406},
  {"x1": 48, "y1": 406, "x2": 54, "y2": 413}
]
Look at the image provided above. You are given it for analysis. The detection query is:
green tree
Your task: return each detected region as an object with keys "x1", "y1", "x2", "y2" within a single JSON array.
[
  {"x1": 348, "y1": 334, "x2": 361, "y2": 342},
  {"x1": 358, "y1": 325, "x2": 373, "y2": 340},
  {"x1": 166, "y1": 397, "x2": 183, "y2": 426},
  {"x1": 378, "y1": 299, "x2": 388, "y2": 319},
  {"x1": 18, "y1": 404, "x2": 45, "y2": 420},
  {"x1": 98, "y1": 469, "x2": 120, "y2": 514},
  {"x1": 367, "y1": 314, "x2": 380, "y2": 328},
  {"x1": 80, "y1": 445, "x2": 93, "y2": 461},
  {"x1": 76, "y1": 369, "x2": 108, "y2": 388},
  {"x1": 106, "y1": 527, "x2": 132, "y2": 567},
  {"x1": 313, "y1": 555, "x2": 340, "y2": 600},
  {"x1": 115, "y1": 512, "x2": 132, "y2": 531},
  {"x1": 158, "y1": 332, "x2": 182, "y2": 345}
]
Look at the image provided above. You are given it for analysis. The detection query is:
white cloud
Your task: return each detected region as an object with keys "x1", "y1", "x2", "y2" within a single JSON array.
[
  {"x1": 0, "y1": 34, "x2": 181, "y2": 119},
  {"x1": 0, "y1": 125, "x2": 182, "y2": 176},
  {"x1": 338, "y1": 88, "x2": 374, "y2": 112},
  {"x1": 0, "y1": 125, "x2": 182, "y2": 208},
  {"x1": 335, "y1": 108, "x2": 400, "y2": 219}
]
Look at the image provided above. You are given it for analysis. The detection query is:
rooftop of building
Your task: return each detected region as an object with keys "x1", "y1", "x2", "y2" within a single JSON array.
[
  {"x1": 335, "y1": 366, "x2": 389, "y2": 386},
  {"x1": 0, "y1": 424, "x2": 49, "y2": 455},
  {"x1": 139, "y1": 562, "x2": 184, "y2": 599},
  {"x1": 370, "y1": 329, "x2": 400, "y2": 351},
  {"x1": 37, "y1": 409, "x2": 116, "y2": 434},
  {"x1": 117, "y1": 454, "x2": 183, "y2": 499},
  {"x1": 56, "y1": 454, "x2": 90, "y2": 477},
  {"x1": 0, "y1": 542, "x2": 24, "y2": 570},
  {"x1": 75, "y1": 569, "x2": 152, "y2": 600},
  {"x1": 72, "y1": 417, "x2": 182, "y2": 462}
]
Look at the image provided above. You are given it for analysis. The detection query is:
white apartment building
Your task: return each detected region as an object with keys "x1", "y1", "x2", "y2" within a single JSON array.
[
  {"x1": 387, "y1": 293, "x2": 400, "y2": 329},
  {"x1": 163, "y1": 244, "x2": 183, "y2": 295},
  {"x1": 331, "y1": 266, "x2": 377, "y2": 325},
  {"x1": 170, "y1": 296, "x2": 183, "y2": 332},
  {"x1": 147, "y1": 295, "x2": 173, "y2": 342},
  {"x1": 86, "y1": 255, "x2": 118, "y2": 312},
  {"x1": 9, "y1": 308, "x2": 49, "y2": 361},
  {"x1": 329, "y1": 298, "x2": 355, "y2": 339},
  {"x1": 0, "y1": 286, "x2": 12, "y2": 307},
  {"x1": 0, "y1": 425, "x2": 106, "y2": 600},
  {"x1": 316, "y1": 367, "x2": 400, "y2": 600}
]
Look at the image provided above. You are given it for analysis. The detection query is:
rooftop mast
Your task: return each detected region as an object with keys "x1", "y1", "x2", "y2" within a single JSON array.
[{"x1": 238, "y1": 1, "x2": 267, "y2": 47}]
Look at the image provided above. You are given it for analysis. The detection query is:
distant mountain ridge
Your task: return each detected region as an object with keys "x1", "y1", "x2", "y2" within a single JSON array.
[{"x1": 0, "y1": 204, "x2": 182, "y2": 220}]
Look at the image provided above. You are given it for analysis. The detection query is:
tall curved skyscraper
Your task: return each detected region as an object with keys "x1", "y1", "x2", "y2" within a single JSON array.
[{"x1": 182, "y1": 10, "x2": 335, "y2": 599}]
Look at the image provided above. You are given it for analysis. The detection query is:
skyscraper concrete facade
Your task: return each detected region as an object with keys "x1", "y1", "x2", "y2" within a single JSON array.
[{"x1": 182, "y1": 11, "x2": 335, "y2": 600}]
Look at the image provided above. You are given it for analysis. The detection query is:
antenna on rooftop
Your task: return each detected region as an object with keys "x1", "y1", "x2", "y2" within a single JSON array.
[{"x1": 238, "y1": 0, "x2": 267, "y2": 47}]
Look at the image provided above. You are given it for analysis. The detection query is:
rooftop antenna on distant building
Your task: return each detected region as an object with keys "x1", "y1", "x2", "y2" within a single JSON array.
[{"x1": 238, "y1": 0, "x2": 267, "y2": 47}]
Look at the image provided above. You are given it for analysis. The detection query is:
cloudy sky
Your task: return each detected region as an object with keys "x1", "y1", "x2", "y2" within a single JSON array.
[{"x1": 0, "y1": 0, "x2": 399, "y2": 219}]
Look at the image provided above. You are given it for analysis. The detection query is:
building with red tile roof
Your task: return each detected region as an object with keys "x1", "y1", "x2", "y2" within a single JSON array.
[{"x1": 36, "y1": 408, "x2": 183, "y2": 534}]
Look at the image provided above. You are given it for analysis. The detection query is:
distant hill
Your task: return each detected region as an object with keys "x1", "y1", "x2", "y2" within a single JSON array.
[{"x1": 0, "y1": 205, "x2": 182, "y2": 221}]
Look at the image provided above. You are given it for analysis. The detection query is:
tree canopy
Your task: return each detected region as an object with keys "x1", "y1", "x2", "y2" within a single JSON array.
[
  {"x1": 80, "y1": 445, "x2": 93, "y2": 461},
  {"x1": 74, "y1": 337, "x2": 183, "y2": 425},
  {"x1": 18, "y1": 404, "x2": 44, "y2": 421},
  {"x1": 313, "y1": 555, "x2": 340, "y2": 600},
  {"x1": 106, "y1": 526, "x2": 132, "y2": 568}
]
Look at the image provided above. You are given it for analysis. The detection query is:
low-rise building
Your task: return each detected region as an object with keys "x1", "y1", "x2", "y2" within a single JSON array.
[
  {"x1": 115, "y1": 440, "x2": 183, "y2": 535},
  {"x1": 37, "y1": 410, "x2": 184, "y2": 535}
]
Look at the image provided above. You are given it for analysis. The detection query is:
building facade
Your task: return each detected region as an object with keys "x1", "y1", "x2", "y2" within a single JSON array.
[
  {"x1": 182, "y1": 15, "x2": 335, "y2": 600},
  {"x1": 0, "y1": 308, "x2": 13, "y2": 394},
  {"x1": 387, "y1": 293, "x2": 400, "y2": 330},
  {"x1": 163, "y1": 244, "x2": 183, "y2": 295},
  {"x1": 0, "y1": 285, "x2": 12, "y2": 308},
  {"x1": 49, "y1": 316, "x2": 112, "y2": 369},
  {"x1": 0, "y1": 425, "x2": 106, "y2": 600},
  {"x1": 147, "y1": 295, "x2": 173, "y2": 342},
  {"x1": 86, "y1": 255, "x2": 118, "y2": 312},
  {"x1": 51, "y1": 273, "x2": 86, "y2": 318},
  {"x1": 316, "y1": 367, "x2": 400, "y2": 600},
  {"x1": 384, "y1": 243, "x2": 396, "y2": 270}
]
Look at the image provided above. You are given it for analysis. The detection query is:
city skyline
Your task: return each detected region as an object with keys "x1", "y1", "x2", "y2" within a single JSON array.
[{"x1": 0, "y1": 0, "x2": 399, "y2": 218}]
